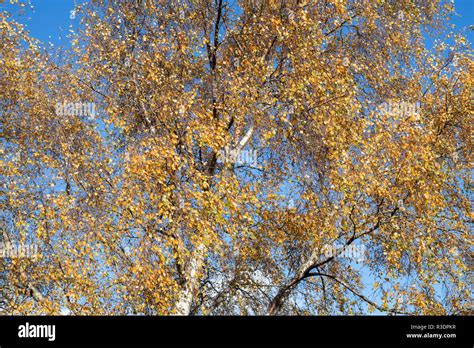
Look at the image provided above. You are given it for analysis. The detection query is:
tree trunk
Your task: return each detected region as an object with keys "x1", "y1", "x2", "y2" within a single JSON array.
[{"x1": 174, "y1": 243, "x2": 206, "y2": 315}]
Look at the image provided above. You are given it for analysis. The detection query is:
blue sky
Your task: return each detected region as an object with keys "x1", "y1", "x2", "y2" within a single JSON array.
[{"x1": 5, "y1": 0, "x2": 473, "y2": 47}]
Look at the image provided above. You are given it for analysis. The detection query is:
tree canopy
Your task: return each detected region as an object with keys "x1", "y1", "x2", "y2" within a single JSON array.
[{"x1": 1, "y1": 0, "x2": 472, "y2": 315}]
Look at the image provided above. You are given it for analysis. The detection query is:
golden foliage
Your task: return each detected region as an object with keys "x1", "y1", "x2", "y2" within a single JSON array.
[{"x1": 1, "y1": 0, "x2": 472, "y2": 315}]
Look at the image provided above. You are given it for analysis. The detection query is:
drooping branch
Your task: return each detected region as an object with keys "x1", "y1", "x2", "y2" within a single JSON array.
[
  {"x1": 267, "y1": 205, "x2": 400, "y2": 315},
  {"x1": 305, "y1": 272, "x2": 409, "y2": 315}
]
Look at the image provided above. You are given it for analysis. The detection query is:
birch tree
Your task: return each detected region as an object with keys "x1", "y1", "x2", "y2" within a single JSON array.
[{"x1": 1, "y1": 0, "x2": 472, "y2": 315}]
